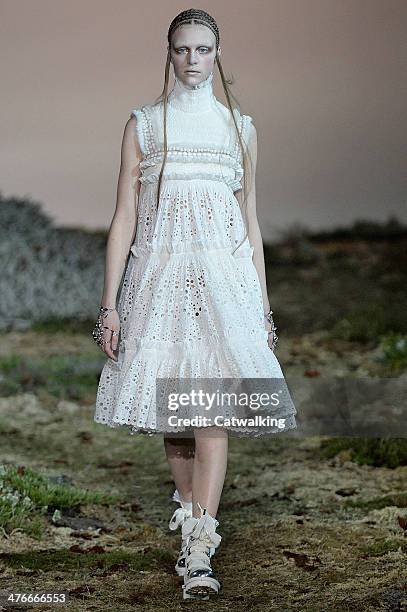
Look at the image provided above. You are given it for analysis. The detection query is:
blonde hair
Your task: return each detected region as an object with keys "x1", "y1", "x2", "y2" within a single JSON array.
[{"x1": 153, "y1": 9, "x2": 254, "y2": 255}]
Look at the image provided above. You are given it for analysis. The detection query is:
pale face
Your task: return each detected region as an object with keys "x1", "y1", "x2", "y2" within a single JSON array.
[{"x1": 169, "y1": 23, "x2": 220, "y2": 89}]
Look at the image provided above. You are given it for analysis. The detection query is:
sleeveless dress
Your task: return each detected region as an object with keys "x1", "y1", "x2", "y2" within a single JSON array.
[{"x1": 93, "y1": 72, "x2": 297, "y2": 437}]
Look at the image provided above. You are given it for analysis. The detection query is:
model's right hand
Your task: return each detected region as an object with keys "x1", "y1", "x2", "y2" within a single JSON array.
[{"x1": 99, "y1": 310, "x2": 121, "y2": 362}]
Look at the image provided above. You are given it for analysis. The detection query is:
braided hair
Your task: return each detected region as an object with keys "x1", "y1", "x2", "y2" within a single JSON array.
[
  {"x1": 153, "y1": 8, "x2": 253, "y2": 255},
  {"x1": 168, "y1": 8, "x2": 220, "y2": 50}
]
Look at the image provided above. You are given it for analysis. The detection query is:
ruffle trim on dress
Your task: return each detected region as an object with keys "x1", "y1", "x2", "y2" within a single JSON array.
[
  {"x1": 114, "y1": 423, "x2": 297, "y2": 438},
  {"x1": 131, "y1": 108, "x2": 148, "y2": 157},
  {"x1": 139, "y1": 148, "x2": 242, "y2": 168},
  {"x1": 103, "y1": 419, "x2": 298, "y2": 438},
  {"x1": 94, "y1": 332, "x2": 297, "y2": 438}
]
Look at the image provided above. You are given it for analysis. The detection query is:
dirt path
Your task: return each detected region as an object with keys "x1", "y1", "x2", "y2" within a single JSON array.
[{"x1": 0, "y1": 331, "x2": 406, "y2": 611}]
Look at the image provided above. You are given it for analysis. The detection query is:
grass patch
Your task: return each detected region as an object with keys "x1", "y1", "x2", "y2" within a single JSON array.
[
  {"x1": 377, "y1": 333, "x2": 407, "y2": 371},
  {"x1": 31, "y1": 317, "x2": 96, "y2": 335},
  {"x1": 331, "y1": 305, "x2": 407, "y2": 343},
  {"x1": 319, "y1": 437, "x2": 407, "y2": 469},
  {"x1": 0, "y1": 548, "x2": 175, "y2": 572},
  {"x1": 343, "y1": 492, "x2": 407, "y2": 510},
  {"x1": 0, "y1": 464, "x2": 116, "y2": 538},
  {"x1": 0, "y1": 353, "x2": 104, "y2": 400},
  {"x1": 358, "y1": 539, "x2": 407, "y2": 557}
]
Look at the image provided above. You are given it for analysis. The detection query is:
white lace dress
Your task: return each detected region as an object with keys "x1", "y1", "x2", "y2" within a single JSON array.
[{"x1": 93, "y1": 72, "x2": 297, "y2": 437}]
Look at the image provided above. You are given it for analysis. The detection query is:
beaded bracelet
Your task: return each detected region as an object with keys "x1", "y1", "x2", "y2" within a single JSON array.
[
  {"x1": 92, "y1": 306, "x2": 117, "y2": 348},
  {"x1": 264, "y1": 308, "x2": 279, "y2": 351}
]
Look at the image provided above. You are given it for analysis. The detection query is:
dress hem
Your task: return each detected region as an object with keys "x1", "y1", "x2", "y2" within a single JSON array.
[{"x1": 93, "y1": 415, "x2": 298, "y2": 439}]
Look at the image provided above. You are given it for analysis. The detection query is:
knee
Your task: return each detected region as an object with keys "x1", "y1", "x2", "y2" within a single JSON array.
[
  {"x1": 193, "y1": 427, "x2": 228, "y2": 461},
  {"x1": 164, "y1": 436, "x2": 195, "y2": 458},
  {"x1": 164, "y1": 435, "x2": 195, "y2": 446}
]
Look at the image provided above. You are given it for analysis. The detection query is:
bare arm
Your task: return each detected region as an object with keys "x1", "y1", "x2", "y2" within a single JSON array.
[
  {"x1": 236, "y1": 122, "x2": 271, "y2": 321},
  {"x1": 100, "y1": 115, "x2": 142, "y2": 308}
]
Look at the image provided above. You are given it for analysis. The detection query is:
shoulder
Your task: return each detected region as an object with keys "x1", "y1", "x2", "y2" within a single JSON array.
[
  {"x1": 235, "y1": 108, "x2": 255, "y2": 148},
  {"x1": 246, "y1": 118, "x2": 256, "y2": 143},
  {"x1": 117, "y1": 115, "x2": 142, "y2": 161},
  {"x1": 128, "y1": 104, "x2": 155, "y2": 157},
  {"x1": 129, "y1": 104, "x2": 147, "y2": 130},
  {"x1": 236, "y1": 108, "x2": 255, "y2": 148},
  {"x1": 130, "y1": 101, "x2": 162, "y2": 122},
  {"x1": 215, "y1": 100, "x2": 254, "y2": 135}
]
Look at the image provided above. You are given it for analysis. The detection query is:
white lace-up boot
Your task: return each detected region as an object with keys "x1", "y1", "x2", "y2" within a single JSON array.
[
  {"x1": 181, "y1": 503, "x2": 222, "y2": 600},
  {"x1": 168, "y1": 489, "x2": 193, "y2": 576}
]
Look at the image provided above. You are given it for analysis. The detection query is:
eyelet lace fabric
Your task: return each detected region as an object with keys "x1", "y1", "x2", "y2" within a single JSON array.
[{"x1": 94, "y1": 78, "x2": 297, "y2": 437}]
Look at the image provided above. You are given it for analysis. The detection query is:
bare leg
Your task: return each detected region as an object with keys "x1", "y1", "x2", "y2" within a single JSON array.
[
  {"x1": 192, "y1": 428, "x2": 228, "y2": 518},
  {"x1": 163, "y1": 436, "x2": 195, "y2": 502}
]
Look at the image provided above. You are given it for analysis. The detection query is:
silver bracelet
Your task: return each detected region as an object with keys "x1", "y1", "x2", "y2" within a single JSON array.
[
  {"x1": 264, "y1": 308, "x2": 279, "y2": 350},
  {"x1": 92, "y1": 306, "x2": 117, "y2": 347}
]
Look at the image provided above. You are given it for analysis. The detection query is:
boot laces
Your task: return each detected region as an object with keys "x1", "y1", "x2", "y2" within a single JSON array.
[
  {"x1": 169, "y1": 506, "x2": 192, "y2": 531},
  {"x1": 185, "y1": 503, "x2": 221, "y2": 569}
]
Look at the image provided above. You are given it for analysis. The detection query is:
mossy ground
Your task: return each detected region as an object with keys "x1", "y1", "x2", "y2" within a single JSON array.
[
  {"x1": 0, "y1": 326, "x2": 406, "y2": 611},
  {"x1": 1, "y1": 232, "x2": 407, "y2": 610}
]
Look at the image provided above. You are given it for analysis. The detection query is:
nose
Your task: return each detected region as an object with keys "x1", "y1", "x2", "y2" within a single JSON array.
[{"x1": 187, "y1": 50, "x2": 198, "y2": 65}]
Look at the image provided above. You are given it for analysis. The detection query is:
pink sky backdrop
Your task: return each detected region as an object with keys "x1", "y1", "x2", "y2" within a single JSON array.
[{"x1": 1, "y1": 0, "x2": 406, "y2": 242}]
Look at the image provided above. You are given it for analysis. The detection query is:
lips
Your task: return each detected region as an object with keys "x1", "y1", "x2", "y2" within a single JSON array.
[{"x1": 185, "y1": 71, "x2": 199, "y2": 74}]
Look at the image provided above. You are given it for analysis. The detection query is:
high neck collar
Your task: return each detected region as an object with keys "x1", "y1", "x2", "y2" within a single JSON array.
[{"x1": 167, "y1": 71, "x2": 216, "y2": 113}]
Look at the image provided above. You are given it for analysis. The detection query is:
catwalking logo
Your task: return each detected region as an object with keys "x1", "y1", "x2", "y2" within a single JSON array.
[{"x1": 167, "y1": 414, "x2": 287, "y2": 429}]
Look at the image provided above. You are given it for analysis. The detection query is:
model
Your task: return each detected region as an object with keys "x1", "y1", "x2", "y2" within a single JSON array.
[{"x1": 92, "y1": 8, "x2": 297, "y2": 600}]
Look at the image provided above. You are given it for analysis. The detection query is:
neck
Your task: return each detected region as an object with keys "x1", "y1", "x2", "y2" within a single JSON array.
[{"x1": 167, "y1": 71, "x2": 216, "y2": 113}]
